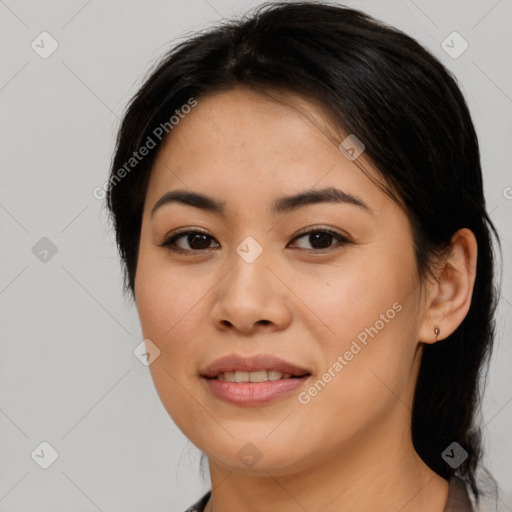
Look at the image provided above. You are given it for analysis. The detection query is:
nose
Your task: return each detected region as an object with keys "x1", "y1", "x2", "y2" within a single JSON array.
[{"x1": 210, "y1": 249, "x2": 292, "y2": 335}]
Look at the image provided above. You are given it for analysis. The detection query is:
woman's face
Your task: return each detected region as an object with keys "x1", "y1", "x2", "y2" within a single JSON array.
[{"x1": 135, "y1": 87, "x2": 430, "y2": 474}]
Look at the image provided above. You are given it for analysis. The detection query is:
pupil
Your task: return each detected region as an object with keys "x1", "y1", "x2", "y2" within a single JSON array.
[
  {"x1": 189, "y1": 234, "x2": 211, "y2": 249},
  {"x1": 310, "y1": 232, "x2": 332, "y2": 249}
]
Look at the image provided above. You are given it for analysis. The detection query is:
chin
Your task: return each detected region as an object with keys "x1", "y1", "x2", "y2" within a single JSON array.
[{"x1": 202, "y1": 438, "x2": 313, "y2": 476}]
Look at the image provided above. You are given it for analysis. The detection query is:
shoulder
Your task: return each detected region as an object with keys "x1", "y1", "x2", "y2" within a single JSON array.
[
  {"x1": 444, "y1": 477, "x2": 474, "y2": 512},
  {"x1": 445, "y1": 476, "x2": 511, "y2": 512},
  {"x1": 183, "y1": 491, "x2": 211, "y2": 512}
]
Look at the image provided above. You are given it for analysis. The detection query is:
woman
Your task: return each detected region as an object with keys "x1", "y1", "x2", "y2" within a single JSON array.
[{"x1": 106, "y1": 2, "x2": 503, "y2": 511}]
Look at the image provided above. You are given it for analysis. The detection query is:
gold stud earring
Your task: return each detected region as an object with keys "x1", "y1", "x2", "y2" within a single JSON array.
[{"x1": 434, "y1": 325, "x2": 440, "y2": 341}]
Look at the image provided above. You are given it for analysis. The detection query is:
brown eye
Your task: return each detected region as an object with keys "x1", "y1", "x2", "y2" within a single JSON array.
[
  {"x1": 289, "y1": 229, "x2": 350, "y2": 251},
  {"x1": 159, "y1": 230, "x2": 219, "y2": 253}
]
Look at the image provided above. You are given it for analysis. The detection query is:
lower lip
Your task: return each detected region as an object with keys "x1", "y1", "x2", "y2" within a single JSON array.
[{"x1": 202, "y1": 375, "x2": 310, "y2": 406}]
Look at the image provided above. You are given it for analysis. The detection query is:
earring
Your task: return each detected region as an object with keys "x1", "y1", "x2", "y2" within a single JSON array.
[{"x1": 434, "y1": 325, "x2": 440, "y2": 341}]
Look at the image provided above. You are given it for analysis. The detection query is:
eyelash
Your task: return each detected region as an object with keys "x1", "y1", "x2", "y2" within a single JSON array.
[{"x1": 157, "y1": 227, "x2": 351, "y2": 255}]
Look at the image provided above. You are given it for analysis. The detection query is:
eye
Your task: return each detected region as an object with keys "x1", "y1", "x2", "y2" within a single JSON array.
[
  {"x1": 158, "y1": 229, "x2": 220, "y2": 254},
  {"x1": 158, "y1": 227, "x2": 350, "y2": 254},
  {"x1": 288, "y1": 228, "x2": 350, "y2": 252}
]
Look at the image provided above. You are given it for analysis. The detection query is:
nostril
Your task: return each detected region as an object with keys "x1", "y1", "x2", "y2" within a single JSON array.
[{"x1": 258, "y1": 320, "x2": 270, "y2": 325}]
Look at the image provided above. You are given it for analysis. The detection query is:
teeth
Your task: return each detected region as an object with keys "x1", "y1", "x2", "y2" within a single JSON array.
[
  {"x1": 235, "y1": 371, "x2": 249, "y2": 382},
  {"x1": 215, "y1": 370, "x2": 296, "y2": 382},
  {"x1": 223, "y1": 371, "x2": 235, "y2": 382}
]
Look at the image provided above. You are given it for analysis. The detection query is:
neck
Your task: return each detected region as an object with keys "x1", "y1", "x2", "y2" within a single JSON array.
[{"x1": 204, "y1": 410, "x2": 449, "y2": 512}]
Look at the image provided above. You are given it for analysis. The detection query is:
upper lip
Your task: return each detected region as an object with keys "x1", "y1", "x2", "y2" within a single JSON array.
[{"x1": 200, "y1": 354, "x2": 311, "y2": 378}]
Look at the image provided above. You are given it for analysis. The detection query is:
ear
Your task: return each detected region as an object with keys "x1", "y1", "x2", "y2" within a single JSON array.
[{"x1": 418, "y1": 228, "x2": 478, "y2": 344}]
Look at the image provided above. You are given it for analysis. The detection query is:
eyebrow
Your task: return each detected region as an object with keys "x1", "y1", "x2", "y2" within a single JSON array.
[{"x1": 150, "y1": 186, "x2": 371, "y2": 218}]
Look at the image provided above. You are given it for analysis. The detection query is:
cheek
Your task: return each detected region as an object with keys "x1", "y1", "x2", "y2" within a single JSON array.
[
  {"x1": 134, "y1": 262, "x2": 198, "y2": 405},
  {"x1": 299, "y1": 251, "x2": 412, "y2": 343},
  {"x1": 135, "y1": 249, "x2": 210, "y2": 341},
  {"x1": 134, "y1": 259, "x2": 210, "y2": 433},
  {"x1": 296, "y1": 296, "x2": 417, "y2": 448},
  {"x1": 296, "y1": 248, "x2": 419, "y2": 410}
]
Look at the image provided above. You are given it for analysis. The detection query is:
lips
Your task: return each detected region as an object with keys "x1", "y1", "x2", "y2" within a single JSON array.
[
  {"x1": 200, "y1": 353, "x2": 311, "y2": 379},
  {"x1": 200, "y1": 354, "x2": 312, "y2": 406}
]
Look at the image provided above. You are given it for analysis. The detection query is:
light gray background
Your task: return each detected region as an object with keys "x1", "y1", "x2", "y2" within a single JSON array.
[{"x1": 1, "y1": 0, "x2": 511, "y2": 510}]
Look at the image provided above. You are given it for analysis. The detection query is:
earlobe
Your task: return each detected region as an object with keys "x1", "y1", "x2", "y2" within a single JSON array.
[{"x1": 418, "y1": 228, "x2": 478, "y2": 344}]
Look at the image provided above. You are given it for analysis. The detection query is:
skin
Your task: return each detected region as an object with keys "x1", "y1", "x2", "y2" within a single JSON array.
[{"x1": 134, "y1": 87, "x2": 478, "y2": 512}]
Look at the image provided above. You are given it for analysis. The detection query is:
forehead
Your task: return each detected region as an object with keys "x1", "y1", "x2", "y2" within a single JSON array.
[{"x1": 144, "y1": 87, "x2": 394, "y2": 219}]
